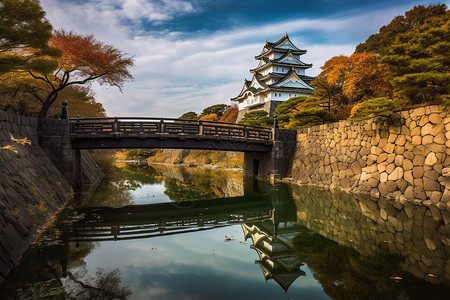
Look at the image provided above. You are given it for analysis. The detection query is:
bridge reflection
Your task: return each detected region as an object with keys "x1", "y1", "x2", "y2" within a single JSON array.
[{"x1": 69, "y1": 195, "x2": 273, "y2": 242}]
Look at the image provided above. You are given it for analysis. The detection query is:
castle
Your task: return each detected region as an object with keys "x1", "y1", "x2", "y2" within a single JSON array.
[{"x1": 231, "y1": 33, "x2": 314, "y2": 121}]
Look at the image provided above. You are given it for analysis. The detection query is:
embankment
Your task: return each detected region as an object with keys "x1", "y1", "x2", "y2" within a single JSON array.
[
  {"x1": 0, "y1": 110, "x2": 102, "y2": 283},
  {"x1": 289, "y1": 105, "x2": 450, "y2": 206}
]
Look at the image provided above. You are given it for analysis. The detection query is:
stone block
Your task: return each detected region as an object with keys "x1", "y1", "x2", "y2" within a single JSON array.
[
  {"x1": 413, "y1": 155, "x2": 425, "y2": 166},
  {"x1": 429, "y1": 113, "x2": 442, "y2": 125},
  {"x1": 422, "y1": 135, "x2": 434, "y2": 145},
  {"x1": 421, "y1": 123, "x2": 433, "y2": 136},
  {"x1": 425, "y1": 152, "x2": 438, "y2": 166},
  {"x1": 404, "y1": 170, "x2": 414, "y2": 185},
  {"x1": 423, "y1": 178, "x2": 441, "y2": 192},
  {"x1": 434, "y1": 133, "x2": 446, "y2": 145},
  {"x1": 413, "y1": 166, "x2": 425, "y2": 178},
  {"x1": 388, "y1": 167, "x2": 404, "y2": 181},
  {"x1": 412, "y1": 135, "x2": 422, "y2": 145}
]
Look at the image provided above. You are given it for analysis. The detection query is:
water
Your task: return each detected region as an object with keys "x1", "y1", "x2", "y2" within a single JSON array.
[{"x1": 1, "y1": 163, "x2": 449, "y2": 299}]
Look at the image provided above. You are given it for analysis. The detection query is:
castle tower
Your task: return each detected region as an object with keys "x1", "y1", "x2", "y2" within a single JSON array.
[{"x1": 231, "y1": 33, "x2": 314, "y2": 121}]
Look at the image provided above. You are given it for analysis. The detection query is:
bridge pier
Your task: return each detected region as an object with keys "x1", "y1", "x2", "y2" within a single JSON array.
[{"x1": 243, "y1": 128, "x2": 297, "y2": 182}]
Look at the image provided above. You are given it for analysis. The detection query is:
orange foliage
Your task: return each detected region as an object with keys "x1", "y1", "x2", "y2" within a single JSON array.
[
  {"x1": 320, "y1": 52, "x2": 393, "y2": 102},
  {"x1": 343, "y1": 53, "x2": 393, "y2": 100},
  {"x1": 50, "y1": 30, "x2": 134, "y2": 87},
  {"x1": 219, "y1": 107, "x2": 238, "y2": 123},
  {"x1": 29, "y1": 30, "x2": 134, "y2": 118},
  {"x1": 199, "y1": 113, "x2": 219, "y2": 121}
]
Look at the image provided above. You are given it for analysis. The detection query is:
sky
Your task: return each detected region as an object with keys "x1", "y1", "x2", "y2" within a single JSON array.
[{"x1": 40, "y1": 0, "x2": 448, "y2": 117}]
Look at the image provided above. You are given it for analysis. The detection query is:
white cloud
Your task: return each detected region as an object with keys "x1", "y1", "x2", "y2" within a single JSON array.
[
  {"x1": 40, "y1": 1, "x2": 416, "y2": 117},
  {"x1": 120, "y1": 0, "x2": 195, "y2": 22}
]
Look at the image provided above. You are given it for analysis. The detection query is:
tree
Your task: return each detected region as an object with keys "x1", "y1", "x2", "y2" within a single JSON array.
[
  {"x1": 218, "y1": 106, "x2": 238, "y2": 123},
  {"x1": 0, "y1": 71, "x2": 105, "y2": 117},
  {"x1": 199, "y1": 104, "x2": 228, "y2": 118},
  {"x1": 273, "y1": 96, "x2": 309, "y2": 128},
  {"x1": 289, "y1": 108, "x2": 333, "y2": 128},
  {"x1": 343, "y1": 52, "x2": 393, "y2": 102},
  {"x1": 349, "y1": 97, "x2": 400, "y2": 121},
  {"x1": 381, "y1": 12, "x2": 450, "y2": 104},
  {"x1": 179, "y1": 111, "x2": 198, "y2": 119},
  {"x1": 356, "y1": 4, "x2": 447, "y2": 54},
  {"x1": 0, "y1": 0, "x2": 60, "y2": 73},
  {"x1": 28, "y1": 30, "x2": 133, "y2": 118},
  {"x1": 238, "y1": 110, "x2": 273, "y2": 127},
  {"x1": 199, "y1": 113, "x2": 219, "y2": 121}
]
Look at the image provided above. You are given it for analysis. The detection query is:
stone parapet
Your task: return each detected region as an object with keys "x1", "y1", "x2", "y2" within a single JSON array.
[{"x1": 289, "y1": 105, "x2": 450, "y2": 206}]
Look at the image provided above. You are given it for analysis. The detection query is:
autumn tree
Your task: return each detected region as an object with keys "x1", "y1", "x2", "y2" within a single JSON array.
[
  {"x1": 199, "y1": 113, "x2": 219, "y2": 121},
  {"x1": 218, "y1": 106, "x2": 238, "y2": 123},
  {"x1": 0, "y1": 0, "x2": 60, "y2": 73},
  {"x1": 343, "y1": 52, "x2": 393, "y2": 101},
  {"x1": 27, "y1": 30, "x2": 133, "y2": 118}
]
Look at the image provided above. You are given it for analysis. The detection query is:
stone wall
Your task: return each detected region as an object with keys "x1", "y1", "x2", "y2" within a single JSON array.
[
  {"x1": 0, "y1": 110, "x2": 102, "y2": 284},
  {"x1": 289, "y1": 105, "x2": 450, "y2": 206},
  {"x1": 290, "y1": 185, "x2": 450, "y2": 283}
]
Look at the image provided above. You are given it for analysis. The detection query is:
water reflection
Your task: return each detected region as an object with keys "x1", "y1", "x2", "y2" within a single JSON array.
[{"x1": 1, "y1": 164, "x2": 449, "y2": 299}]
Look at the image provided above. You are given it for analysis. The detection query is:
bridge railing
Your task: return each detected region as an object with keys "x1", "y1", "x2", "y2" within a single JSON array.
[{"x1": 70, "y1": 117, "x2": 273, "y2": 141}]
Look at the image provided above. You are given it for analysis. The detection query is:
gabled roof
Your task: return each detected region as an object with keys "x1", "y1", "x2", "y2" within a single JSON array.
[
  {"x1": 270, "y1": 68, "x2": 314, "y2": 90},
  {"x1": 250, "y1": 52, "x2": 312, "y2": 73},
  {"x1": 230, "y1": 74, "x2": 268, "y2": 101},
  {"x1": 255, "y1": 33, "x2": 307, "y2": 59},
  {"x1": 273, "y1": 50, "x2": 312, "y2": 67}
]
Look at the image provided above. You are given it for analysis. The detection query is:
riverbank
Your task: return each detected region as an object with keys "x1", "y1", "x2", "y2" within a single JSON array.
[{"x1": 0, "y1": 110, "x2": 103, "y2": 284}]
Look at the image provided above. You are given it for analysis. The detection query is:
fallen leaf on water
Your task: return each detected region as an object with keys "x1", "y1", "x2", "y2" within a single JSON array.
[
  {"x1": 390, "y1": 276, "x2": 402, "y2": 280},
  {"x1": 428, "y1": 274, "x2": 437, "y2": 278}
]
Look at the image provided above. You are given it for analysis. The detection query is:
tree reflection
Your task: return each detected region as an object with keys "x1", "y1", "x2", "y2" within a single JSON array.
[{"x1": 65, "y1": 268, "x2": 132, "y2": 299}]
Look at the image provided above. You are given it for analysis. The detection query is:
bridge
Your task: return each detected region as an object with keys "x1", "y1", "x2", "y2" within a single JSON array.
[
  {"x1": 70, "y1": 117, "x2": 273, "y2": 152},
  {"x1": 37, "y1": 103, "x2": 297, "y2": 188}
]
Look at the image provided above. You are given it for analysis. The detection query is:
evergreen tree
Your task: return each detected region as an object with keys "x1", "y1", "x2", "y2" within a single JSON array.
[{"x1": 381, "y1": 12, "x2": 449, "y2": 104}]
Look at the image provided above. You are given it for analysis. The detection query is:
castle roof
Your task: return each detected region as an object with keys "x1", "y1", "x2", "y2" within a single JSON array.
[
  {"x1": 255, "y1": 33, "x2": 307, "y2": 59},
  {"x1": 251, "y1": 50, "x2": 312, "y2": 73},
  {"x1": 269, "y1": 68, "x2": 314, "y2": 91}
]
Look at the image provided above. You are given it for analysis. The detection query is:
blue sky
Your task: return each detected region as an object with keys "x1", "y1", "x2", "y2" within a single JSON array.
[{"x1": 40, "y1": 0, "x2": 448, "y2": 117}]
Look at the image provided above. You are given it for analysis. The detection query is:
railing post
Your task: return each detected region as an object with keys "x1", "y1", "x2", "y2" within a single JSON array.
[
  {"x1": 198, "y1": 121, "x2": 203, "y2": 136},
  {"x1": 61, "y1": 101, "x2": 69, "y2": 120},
  {"x1": 244, "y1": 125, "x2": 249, "y2": 138},
  {"x1": 159, "y1": 118, "x2": 165, "y2": 133},
  {"x1": 113, "y1": 117, "x2": 119, "y2": 133}
]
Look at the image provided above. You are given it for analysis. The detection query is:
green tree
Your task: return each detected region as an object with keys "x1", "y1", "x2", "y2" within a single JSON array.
[
  {"x1": 238, "y1": 110, "x2": 273, "y2": 127},
  {"x1": 381, "y1": 12, "x2": 450, "y2": 104},
  {"x1": 199, "y1": 104, "x2": 228, "y2": 118},
  {"x1": 0, "y1": 0, "x2": 61, "y2": 73},
  {"x1": 179, "y1": 111, "x2": 198, "y2": 119},
  {"x1": 349, "y1": 97, "x2": 401, "y2": 121},
  {"x1": 289, "y1": 108, "x2": 333, "y2": 128},
  {"x1": 356, "y1": 4, "x2": 447, "y2": 54}
]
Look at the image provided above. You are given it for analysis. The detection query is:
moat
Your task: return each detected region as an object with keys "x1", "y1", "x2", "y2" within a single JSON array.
[{"x1": 1, "y1": 162, "x2": 449, "y2": 299}]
